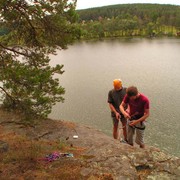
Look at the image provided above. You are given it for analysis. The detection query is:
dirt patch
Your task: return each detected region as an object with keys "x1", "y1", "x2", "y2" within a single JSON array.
[
  {"x1": 0, "y1": 120, "x2": 84, "y2": 179},
  {"x1": 0, "y1": 109, "x2": 113, "y2": 179}
]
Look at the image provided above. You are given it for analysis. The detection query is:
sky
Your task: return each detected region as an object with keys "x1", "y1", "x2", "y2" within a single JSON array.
[{"x1": 76, "y1": 0, "x2": 180, "y2": 10}]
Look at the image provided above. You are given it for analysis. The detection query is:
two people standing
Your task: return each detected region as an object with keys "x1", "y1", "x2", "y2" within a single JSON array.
[{"x1": 108, "y1": 79, "x2": 150, "y2": 148}]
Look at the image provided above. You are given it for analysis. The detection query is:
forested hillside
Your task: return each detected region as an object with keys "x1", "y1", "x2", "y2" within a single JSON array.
[{"x1": 77, "y1": 4, "x2": 180, "y2": 39}]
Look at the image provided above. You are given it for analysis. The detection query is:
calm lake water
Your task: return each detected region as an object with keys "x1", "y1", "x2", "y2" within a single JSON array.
[{"x1": 49, "y1": 38, "x2": 180, "y2": 157}]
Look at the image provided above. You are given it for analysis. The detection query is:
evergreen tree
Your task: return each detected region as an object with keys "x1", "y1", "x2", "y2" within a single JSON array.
[
  {"x1": 0, "y1": 0, "x2": 80, "y2": 120},
  {"x1": 77, "y1": 3, "x2": 180, "y2": 39}
]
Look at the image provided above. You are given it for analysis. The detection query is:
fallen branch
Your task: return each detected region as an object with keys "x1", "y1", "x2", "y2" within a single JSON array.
[{"x1": 37, "y1": 131, "x2": 52, "y2": 139}]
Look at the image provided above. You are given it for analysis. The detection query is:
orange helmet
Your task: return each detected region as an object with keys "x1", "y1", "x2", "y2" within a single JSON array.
[{"x1": 113, "y1": 79, "x2": 122, "y2": 89}]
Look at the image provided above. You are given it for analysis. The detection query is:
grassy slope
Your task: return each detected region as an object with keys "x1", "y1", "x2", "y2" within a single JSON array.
[{"x1": 0, "y1": 109, "x2": 114, "y2": 179}]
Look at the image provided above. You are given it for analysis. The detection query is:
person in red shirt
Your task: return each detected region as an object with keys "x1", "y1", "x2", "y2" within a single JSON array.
[{"x1": 120, "y1": 86, "x2": 150, "y2": 148}]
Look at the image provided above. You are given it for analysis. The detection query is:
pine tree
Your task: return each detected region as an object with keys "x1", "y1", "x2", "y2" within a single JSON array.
[{"x1": 0, "y1": 0, "x2": 80, "y2": 120}]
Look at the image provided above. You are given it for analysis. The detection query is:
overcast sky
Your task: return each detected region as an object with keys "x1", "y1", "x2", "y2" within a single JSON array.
[{"x1": 76, "y1": 0, "x2": 180, "y2": 10}]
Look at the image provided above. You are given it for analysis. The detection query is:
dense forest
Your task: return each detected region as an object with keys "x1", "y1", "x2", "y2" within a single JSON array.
[
  {"x1": 1, "y1": 4, "x2": 180, "y2": 39},
  {"x1": 77, "y1": 4, "x2": 180, "y2": 39}
]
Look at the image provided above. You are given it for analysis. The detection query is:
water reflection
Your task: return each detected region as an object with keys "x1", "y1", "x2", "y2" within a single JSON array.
[{"x1": 49, "y1": 38, "x2": 180, "y2": 157}]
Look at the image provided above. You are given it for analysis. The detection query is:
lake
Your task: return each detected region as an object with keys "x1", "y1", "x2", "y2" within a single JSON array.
[{"x1": 49, "y1": 38, "x2": 180, "y2": 157}]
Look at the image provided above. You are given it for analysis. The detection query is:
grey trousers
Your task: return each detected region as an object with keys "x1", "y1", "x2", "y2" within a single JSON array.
[{"x1": 127, "y1": 121, "x2": 145, "y2": 145}]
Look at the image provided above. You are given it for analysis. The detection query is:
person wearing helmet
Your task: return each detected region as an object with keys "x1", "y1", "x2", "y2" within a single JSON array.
[{"x1": 108, "y1": 79, "x2": 127, "y2": 141}]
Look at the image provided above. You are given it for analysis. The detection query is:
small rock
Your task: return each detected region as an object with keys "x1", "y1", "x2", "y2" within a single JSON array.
[
  {"x1": 152, "y1": 151, "x2": 171, "y2": 162},
  {"x1": 0, "y1": 140, "x2": 9, "y2": 153},
  {"x1": 81, "y1": 168, "x2": 93, "y2": 177},
  {"x1": 147, "y1": 172, "x2": 176, "y2": 180}
]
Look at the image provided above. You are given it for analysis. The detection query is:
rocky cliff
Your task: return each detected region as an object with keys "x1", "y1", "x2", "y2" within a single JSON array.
[{"x1": 0, "y1": 109, "x2": 180, "y2": 179}]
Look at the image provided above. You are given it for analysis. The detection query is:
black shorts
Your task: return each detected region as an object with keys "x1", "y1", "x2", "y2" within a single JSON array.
[{"x1": 111, "y1": 115, "x2": 126, "y2": 126}]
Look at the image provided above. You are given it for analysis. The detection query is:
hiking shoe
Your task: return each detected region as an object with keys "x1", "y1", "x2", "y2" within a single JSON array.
[{"x1": 120, "y1": 139, "x2": 128, "y2": 144}]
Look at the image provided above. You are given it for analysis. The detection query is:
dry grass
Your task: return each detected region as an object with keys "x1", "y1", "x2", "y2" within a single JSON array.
[
  {"x1": 0, "y1": 109, "x2": 115, "y2": 180},
  {"x1": 0, "y1": 126, "x2": 85, "y2": 179}
]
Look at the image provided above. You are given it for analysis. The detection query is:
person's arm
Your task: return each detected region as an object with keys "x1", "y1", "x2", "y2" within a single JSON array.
[
  {"x1": 129, "y1": 109, "x2": 149, "y2": 126},
  {"x1": 109, "y1": 103, "x2": 120, "y2": 120},
  {"x1": 120, "y1": 101, "x2": 131, "y2": 119}
]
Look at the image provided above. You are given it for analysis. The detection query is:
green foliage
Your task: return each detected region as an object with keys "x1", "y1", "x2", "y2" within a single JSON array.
[
  {"x1": 0, "y1": 0, "x2": 80, "y2": 119},
  {"x1": 78, "y1": 4, "x2": 180, "y2": 25},
  {"x1": 77, "y1": 4, "x2": 180, "y2": 39}
]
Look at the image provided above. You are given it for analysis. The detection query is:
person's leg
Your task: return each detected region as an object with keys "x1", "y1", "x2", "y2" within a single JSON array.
[
  {"x1": 140, "y1": 143, "x2": 145, "y2": 148},
  {"x1": 112, "y1": 117, "x2": 119, "y2": 139},
  {"x1": 121, "y1": 118, "x2": 127, "y2": 141},
  {"x1": 135, "y1": 129, "x2": 145, "y2": 148},
  {"x1": 113, "y1": 124, "x2": 118, "y2": 139},
  {"x1": 127, "y1": 125, "x2": 135, "y2": 146}
]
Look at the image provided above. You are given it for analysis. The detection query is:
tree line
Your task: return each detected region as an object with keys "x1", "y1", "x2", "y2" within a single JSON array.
[{"x1": 77, "y1": 4, "x2": 180, "y2": 39}]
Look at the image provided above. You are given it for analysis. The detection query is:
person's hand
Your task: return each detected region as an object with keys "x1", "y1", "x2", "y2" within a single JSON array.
[
  {"x1": 123, "y1": 112, "x2": 131, "y2": 119},
  {"x1": 129, "y1": 120, "x2": 138, "y2": 126},
  {"x1": 115, "y1": 112, "x2": 120, "y2": 120}
]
